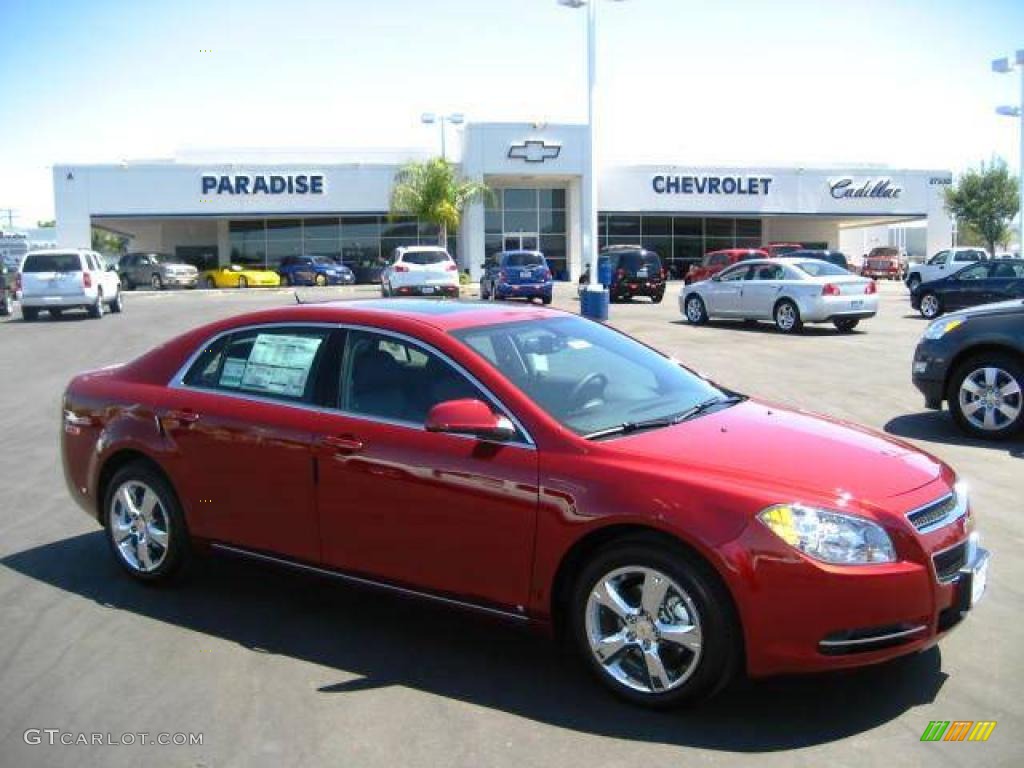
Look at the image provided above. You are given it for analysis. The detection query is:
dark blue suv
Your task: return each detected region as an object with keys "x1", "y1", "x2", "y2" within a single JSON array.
[
  {"x1": 278, "y1": 255, "x2": 355, "y2": 287},
  {"x1": 480, "y1": 251, "x2": 553, "y2": 304}
]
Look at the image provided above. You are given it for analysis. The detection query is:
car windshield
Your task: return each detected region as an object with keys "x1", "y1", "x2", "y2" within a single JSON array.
[
  {"x1": 453, "y1": 316, "x2": 732, "y2": 438},
  {"x1": 772, "y1": 245, "x2": 801, "y2": 256},
  {"x1": 149, "y1": 254, "x2": 178, "y2": 264},
  {"x1": 504, "y1": 253, "x2": 544, "y2": 267},
  {"x1": 402, "y1": 251, "x2": 449, "y2": 265},
  {"x1": 22, "y1": 253, "x2": 82, "y2": 272},
  {"x1": 313, "y1": 256, "x2": 336, "y2": 265},
  {"x1": 793, "y1": 260, "x2": 849, "y2": 277}
]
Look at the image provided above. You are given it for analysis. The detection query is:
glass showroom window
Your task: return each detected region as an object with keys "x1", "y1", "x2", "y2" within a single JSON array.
[
  {"x1": 267, "y1": 219, "x2": 303, "y2": 266},
  {"x1": 489, "y1": 188, "x2": 568, "y2": 279},
  {"x1": 229, "y1": 220, "x2": 266, "y2": 266}
]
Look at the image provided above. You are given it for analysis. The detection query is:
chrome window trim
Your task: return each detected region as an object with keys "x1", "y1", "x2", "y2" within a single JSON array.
[
  {"x1": 168, "y1": 321, "x2": 537, "y2": 449},
  {"x1": 905, "y1": 490, "x2": 967, "y2": 534},
  {"x1": 818, "y1": 624, "x2": 927, "y2": 648},
  {"x1": 211, "y1": 542, "x2": 529, "y2": 621}
]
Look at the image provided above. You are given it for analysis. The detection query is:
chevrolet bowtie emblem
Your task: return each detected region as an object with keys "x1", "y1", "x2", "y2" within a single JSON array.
[{"x1": 508, "y1": 140, "x2": 562, "y2": 163}]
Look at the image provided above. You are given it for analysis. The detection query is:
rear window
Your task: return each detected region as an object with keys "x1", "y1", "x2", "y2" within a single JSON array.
[
  {"x1": 401, "y1": 250, "x2": 450, "y2": 265},
  {"x1": 614, "y1": 251, "x2": 661, "y2": 272},
  {"x1": 771, "y1": 245, "x2": 801, "y2": 256},
  {"x1": 504, "y1": 253, "x2": 544, "y2": 267},
  {"x1": 957, "y1": 250, "x2": 985, "y2": 262},
  {"x1": 22, "y1": 253, "x2": 83, "y2": 273},
  {"x1": 793, "y1": 260, "x2": 849, "y2": 277}
]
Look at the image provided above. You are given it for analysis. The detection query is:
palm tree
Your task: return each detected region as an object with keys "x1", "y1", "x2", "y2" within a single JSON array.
[{"x1": 389, "y1": 158, "x2": 490, "y2": 249}]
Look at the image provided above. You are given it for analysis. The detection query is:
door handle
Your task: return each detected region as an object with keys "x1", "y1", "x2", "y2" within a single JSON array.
[
  {"x1": 164, "y1": 408, "x2": 200, "y2": 425},
  {"x1": 320, "y1": 435, "x2": 364, "y2": 454}
]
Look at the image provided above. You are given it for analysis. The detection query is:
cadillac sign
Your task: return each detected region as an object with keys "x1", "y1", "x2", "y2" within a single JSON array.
[{"x1": 829, "y1": 177, "x2": 902, "y2": 200}]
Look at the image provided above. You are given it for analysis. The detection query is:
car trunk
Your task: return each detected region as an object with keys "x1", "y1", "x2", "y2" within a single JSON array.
[{"x1": 21, "y1": 254, "x2": 86, "y2": 297}]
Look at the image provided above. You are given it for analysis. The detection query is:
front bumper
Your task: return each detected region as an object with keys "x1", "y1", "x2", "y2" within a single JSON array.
[
  {"x1": 724, "y1": 492, "x2": 987, "y2": 677},
  {"x1": 912, "y1": 337, "x2": 954, "y2": 408},
  {"x1": 162, "y1": 274, "x2": 198, "y2": 288}
]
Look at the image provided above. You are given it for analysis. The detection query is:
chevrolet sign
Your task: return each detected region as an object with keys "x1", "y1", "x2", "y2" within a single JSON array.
[{"x1": 508, "y1": 141, "x2": 562, "y2": 163}]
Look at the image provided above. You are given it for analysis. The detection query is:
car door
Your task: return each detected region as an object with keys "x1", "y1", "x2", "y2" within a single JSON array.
[
  {"x1": 922, "y1": 251, "x2": 949, "y2": 283},
  {"x1": 741, "y1": 263, "x2": 786, "y2": 318},
  {"x1": 703, "y1": 264, "x2": 750, "y2": 316},
  {"x1": 314, "y1": 327, "x2": 539, "y2": 611},
  {"x1": 984, "y1": 261, "x2": 1024, "y2": 303},
  {"x1": 94, "y1": 252, "x2": 119, "y2": 296},
  {"x1": 944, "y1": 263, "x2": 992, "y2": 309},
  {"x1": 159, "y1": 325, "x2": 339, "y2": 562}
]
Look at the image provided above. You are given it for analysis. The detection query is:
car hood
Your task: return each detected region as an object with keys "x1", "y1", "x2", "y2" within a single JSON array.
[
  {"x1": 605, "y1": 399, "x2": 947, "y2": 505},
  {"x1": 942, "y1": 299, "x2": 1024, "y2": 320}
]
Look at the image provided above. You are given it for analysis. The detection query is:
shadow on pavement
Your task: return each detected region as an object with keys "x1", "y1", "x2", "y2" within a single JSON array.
[
  {"x1": 669, "y1": 320, "x2": 855, "y2": 337},
  {"x1": 885, "y1": 412, "x2": 1024, "y2": 458},
  {"x1": 3, "y1": 531, "x2": 949, "y2": 752}
]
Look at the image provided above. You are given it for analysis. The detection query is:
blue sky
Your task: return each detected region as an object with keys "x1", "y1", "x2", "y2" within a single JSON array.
[{"x1": 1, "y1": 0, "x2": 1022, "y2": 223}]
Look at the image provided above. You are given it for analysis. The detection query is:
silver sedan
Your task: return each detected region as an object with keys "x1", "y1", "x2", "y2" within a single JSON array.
[{"x1": 679, "y1": 258, "x2": 879, "y2": 333}]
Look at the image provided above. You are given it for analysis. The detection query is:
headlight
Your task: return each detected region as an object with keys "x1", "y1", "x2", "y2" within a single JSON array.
[
  {"x1": 758, "y1": 503, "x2": 896, "y2": 564},
  {"x1": 923, "y1": 317, "x2": 966, "y2": 340}
]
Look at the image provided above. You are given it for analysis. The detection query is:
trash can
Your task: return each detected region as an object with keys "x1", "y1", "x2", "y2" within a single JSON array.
[{"x1": 580, "y1": 284, "x2": 610, "y2": 321}]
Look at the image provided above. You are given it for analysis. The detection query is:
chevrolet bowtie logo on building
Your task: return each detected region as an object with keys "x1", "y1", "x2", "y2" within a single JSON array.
[
  {"x1": 920, "y1": 721, "x2": 997, "y2": 742},
  {"x1": 508, "y1": 140, "x2": 562, "y2": 163}
]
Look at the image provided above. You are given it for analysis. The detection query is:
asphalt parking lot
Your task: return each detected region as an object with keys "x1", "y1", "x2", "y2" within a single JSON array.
[{"x1": 1, "y1": 281, "x2": 1020, "y2": 767}]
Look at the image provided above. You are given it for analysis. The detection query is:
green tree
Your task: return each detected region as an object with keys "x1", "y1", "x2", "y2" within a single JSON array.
[
  {"x1": 389, "y1": 158, "x2": 490, "y2": 248},
  {"x1": 91, "y1": 228, "x2": 127, "y2": 256},
  {"x1": 944, "y1": 158, "x2": 1020, "y2": 255},
  {"x1": 36, "y1": 219, "x2": 55, "y2": 228}
]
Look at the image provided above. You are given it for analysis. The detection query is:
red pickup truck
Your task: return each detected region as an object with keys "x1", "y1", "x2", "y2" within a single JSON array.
[
  {"x1": 685, "y1": 248, "x2": 766, "y2": 284},
  {"x1": 861, "y1": 247, "x2": 902, "y2": 280}
]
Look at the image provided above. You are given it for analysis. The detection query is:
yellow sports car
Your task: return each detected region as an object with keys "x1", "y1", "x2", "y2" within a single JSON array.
[{"x1": 199, "y1": 264, "x2": 281, "y2": 289}]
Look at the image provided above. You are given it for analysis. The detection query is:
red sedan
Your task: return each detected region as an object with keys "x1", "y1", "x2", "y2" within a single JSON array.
[{"x1": 61, "y1": 300, "x2": 989, "y2": 707}]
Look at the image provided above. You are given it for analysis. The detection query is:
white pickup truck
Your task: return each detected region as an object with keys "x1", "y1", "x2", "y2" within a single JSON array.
[
  {"x1": 905, "y1": 247, "x2": 989, "y2": 290},
  {"x1": 19, "y1": 249, "x2": 123, "y2": 321}
]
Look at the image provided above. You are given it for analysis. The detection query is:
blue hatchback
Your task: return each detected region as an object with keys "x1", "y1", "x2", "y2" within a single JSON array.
[
  {"x1": 278, "y1": 255, "x2": 355, "y2": 287},
  {"x1": 481, "y1": 251, "x2": 553, "y2": 304}
]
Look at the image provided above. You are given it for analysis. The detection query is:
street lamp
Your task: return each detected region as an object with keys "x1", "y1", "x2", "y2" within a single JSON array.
[
  {"x1": 559, "y1": 0, "x2": 625, "y2": 320},
  {"x1": 992, "y1": 49, "x2": 1024, "y2": 256},
  {"x1": 421, "y1": 112, "x2": 465, "y2": 161}
]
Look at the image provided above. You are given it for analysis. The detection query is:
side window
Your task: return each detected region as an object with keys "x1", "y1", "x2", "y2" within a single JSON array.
[
  {"x1": 718, "y1": 266, "x2": 749, "y2": 282},
  {"x1": 340, "y1": 330, "x2": 485, "y2": 424},
  {"x1": 708, "y1": 253, "x2": 726, "y2": 266},
  {"x1": 183, "y1": 327, "x2": 330, "y2": 402},
  {"x1": 959, "y1": 251, "x2": 982, "y2": 262},
  {"x1": 751, "y1": 264, "x2": 784, "y2": 281},
  {"x1": 957, "y1": 264, "x2": 989, "y2": 280},
  {"x1": 930, "y1": 251, "x2": 949, "y2": 266}
]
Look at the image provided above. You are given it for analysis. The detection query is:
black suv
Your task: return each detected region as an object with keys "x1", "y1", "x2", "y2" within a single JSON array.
[
  {"x1": 913, "y1": 299, "x2": 1024, "y2": 439},
  {"x1": 579, "y1": 246, "x2": 666, "y2": 303}
]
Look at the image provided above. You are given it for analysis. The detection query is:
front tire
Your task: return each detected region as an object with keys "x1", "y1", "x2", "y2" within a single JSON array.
[
  {"x1": 773, "y1": 299, "x2": 802, "y2": 333},
  {"x1": 151, "y1": 274, "x2": 163, "y2": 291},
  {"x1": 570, "y1": 537, "x2": 739, "y2": 708},
  {"x1": 109, "y1": 290, "x2": 124, "y2": 314},
  {"x1": 919, "y1": 292, "x2": 942, "y2": 320},
  {"x1": 684, "y1": 294, "x2": 708, "y2": 325},
  {"x1": 237, "y1": 276, "x2": 248, "y2": 289},
  {"x1": 833, "y1": 318, "x2": 859, "y2": 332},
  {"x1": 104, "y1": 462, "x2": 190, "y2": 583},
  {"x1": 0, "y1": 292, "x2": 11, "y2": 316},
  {"x1": 907, "y1": 275, "x2": 921, "y2": 292},
  {"x1": 948, "y1": 354, "x2": 1024, "y2": 439},
  {"x1": 315, "y1": 273, "x2": 327, "y2": 287},
  {"x1": 22, "y1": 306, "x2": 39, "y2": 322},
  {"x1": 203, "y1": 277, "x2": 216, "y2": 290}
]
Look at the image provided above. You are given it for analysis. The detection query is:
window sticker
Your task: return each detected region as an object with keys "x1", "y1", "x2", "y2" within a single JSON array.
[
  {"x1": 232, "y1": 334, "x2": 323, "y2": 398},
  {"x1": 219, "y1": 357, "x2": 246, "y2": 388}
]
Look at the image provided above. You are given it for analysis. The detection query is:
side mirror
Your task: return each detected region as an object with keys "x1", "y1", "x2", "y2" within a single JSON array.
[{"x1": 425, "y1": 399, "x2": 515, "y2": 442}]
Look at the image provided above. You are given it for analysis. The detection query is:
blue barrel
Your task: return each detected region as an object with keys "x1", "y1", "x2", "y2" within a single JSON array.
[
  {"x1": 580, "y1": 286, "x2": 610, "y2": 321},
  {"x1": 597, "y1": 260, "x2": 612, "y2": 287}
]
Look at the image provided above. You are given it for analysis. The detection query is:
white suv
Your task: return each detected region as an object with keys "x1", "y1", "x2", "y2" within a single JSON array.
[
  {"x1": 381, "y1": 246, "x2": 460, "y2": 298},
  {"x1": 905, "y1": 247, "x2": 989, "y2": 289},
  {"x1": 19, "y1": 249, "x2": 123, "y2": 321}
]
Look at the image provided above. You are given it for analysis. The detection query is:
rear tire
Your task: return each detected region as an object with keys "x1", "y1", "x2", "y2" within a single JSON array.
[
  {"x1": 50, "y1": 308, "x2": 64, "y2": 319},
  {"x1": 919, "y1": 292, "x2": 942, "y2": 320},
  {"x1": 89, "y1": 291, "x2": 104, "y2": 319},
  {"x1": 652, "y1": 293, "x2": 664, "y2": 304},
  {"x1": 947, "y1": 354, "x2": 1024, "y2": 440},
  {"x1": 151, "y1": 274, "x2": 163, "y2": 291},
  {"x1": 570, "y1": 537, "x2": 739, "y2": 708},
  {"x1": 281, "y1": 273, "x2": 291, "y2": 287},
  {"x1": 22, "y1": 306, "x2": 39, "y2": 322},
  {"x1": 0, "y1": 292, "x2": 11, "y2": 316},
  {"x1": 203, "y1": 277, "x2": 216, "y2": 289},
  {"x1": 109, "y1": 290, "x2": 124, "y2": 314},
  {"x1": 542, "y1": 295, "x2": 552, "y2": 306},
  {"x1": 833, "y1": 318, "x2": 859, "y2": 332},
  {"x1": 684, "y1": 294, "x2": 708, "y2": 325},
  {"x1": 315, "y1": 273, "x2": 327, "y2": 287},
  {"x1": 773, "y1": 299, "x2": 802, "y2": 334},
  {"x1": 237, "y1": 276, "x2": 248, "y2": 289},
  {"x1": 104, "y1": 461, "x2": 190, "y2": 584}
]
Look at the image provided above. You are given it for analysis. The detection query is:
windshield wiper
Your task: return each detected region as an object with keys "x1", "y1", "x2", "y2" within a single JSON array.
[{"x1": 582, "y1": 395, "x2": 745, "y2": 441}]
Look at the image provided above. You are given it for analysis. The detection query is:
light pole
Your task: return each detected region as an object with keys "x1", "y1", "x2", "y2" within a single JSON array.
[
  {"x1": 992, "y1": 50, "x2": 1024, "y2": 256},
  {"x1": 421, "y1": 112, "x2": 465, "y2": 162},
  {"x1": 559, "y1": 0, "x2": 623, "y2": 320}
]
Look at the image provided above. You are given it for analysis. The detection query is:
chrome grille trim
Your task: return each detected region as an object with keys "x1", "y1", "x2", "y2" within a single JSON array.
[{"x1": 906, "y1": 489, "x2": 967, "y2": 534}]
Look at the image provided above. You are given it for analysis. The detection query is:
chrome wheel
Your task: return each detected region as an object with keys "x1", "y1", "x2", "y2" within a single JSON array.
[
  {"x1": 685, "y1": 296, "x2": 705, "y2": 323},
  {"x1": 585, "y1": 566, "x2": 703, "y2": 694},
  {"x1": 920, "y1": 293, "x2": 940, "y2": 319},
  {"x1": 958, "y1": 366, "x2": 1022, "y2": 432},
  {"x1": 775, "y1": 302, "x2": 797, "y2": 331},
  {"x1": 109, "y1": 480, "x2": 171, "y2": 573}
]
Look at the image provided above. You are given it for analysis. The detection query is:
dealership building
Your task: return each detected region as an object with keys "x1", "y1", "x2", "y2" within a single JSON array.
[{"x1": 53, "y1": 121, "x2": 953, "y2": 281}]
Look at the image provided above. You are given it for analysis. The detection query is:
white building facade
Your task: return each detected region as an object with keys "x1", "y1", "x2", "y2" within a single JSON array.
[{"x1": 54, "y1": 121, "x2": 953, "y2": 281}]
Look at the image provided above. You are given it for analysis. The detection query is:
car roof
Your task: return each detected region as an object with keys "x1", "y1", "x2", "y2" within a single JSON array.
[
  {"x1": 398, "y1": 245, "x2": 448, "y2": 252},
  {"x1": 500, "y1": 250, "x2": 543, "y2": 256},
  {"x1": 25, "y1": 249, "x2": 88, "y2": 256}
]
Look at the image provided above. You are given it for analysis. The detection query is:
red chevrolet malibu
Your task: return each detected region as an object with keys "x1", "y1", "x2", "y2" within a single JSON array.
[{"x1": 61, "y1": 300, "x2": 989, "y2": 707}]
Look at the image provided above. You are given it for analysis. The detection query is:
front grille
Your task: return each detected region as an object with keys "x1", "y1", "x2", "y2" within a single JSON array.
[
  {"x1": 933, "y1": 541, "x2": 968, "y2": 583},
  {"x1": 908, "y1": 493, "x2": 959, "y2": 532}
]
